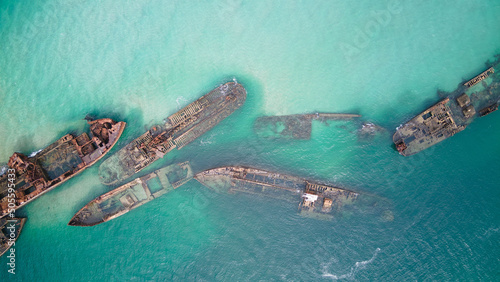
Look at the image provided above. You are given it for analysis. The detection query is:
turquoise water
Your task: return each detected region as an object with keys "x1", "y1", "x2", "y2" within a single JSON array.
[{"x1": 1, "y1": 0, "x2": 500, "y2": 280}]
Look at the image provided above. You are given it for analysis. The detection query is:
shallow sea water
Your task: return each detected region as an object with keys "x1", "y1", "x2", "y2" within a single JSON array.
[{"x1": 1, "y1": 0, "x2": 500, "y2": 280}]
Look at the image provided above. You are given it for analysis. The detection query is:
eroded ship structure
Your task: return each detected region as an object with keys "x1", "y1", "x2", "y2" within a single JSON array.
[
  {"x1": 69, "y1": 162, "x2": 193, "y2": 226},
  {"x1": 0, "y1": 218, "x2": 25, "y2": 257},
  {"x1": 194, "y1": 166, "x2": 393, "y2": 221},
  {"x1": 99, "y1": 82, "x2": 246, "y2": 185},
  {"x1": 0, "y1": 118, "x2": 126, "y2": 219},
  {"x1": 254, "y1": 113, "x2": 361, "y2": 139},
  {"x1": 357, "y1": 122, "x2": 386, "y2": 141},
  {"x1": 394, "y1": 60, "x2": 499, "y2": 156}
]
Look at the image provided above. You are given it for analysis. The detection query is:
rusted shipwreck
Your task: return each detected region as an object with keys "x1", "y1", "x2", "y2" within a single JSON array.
[
  {"x1": 69, "y1": 162, "x2": 193, "y2": 226},
  {"x1": 0, "y1": 218, "x2": 25, "y2": 257},
  {"x1": 99, "y1": 82, "x2": 246, "y2": 185},
  {"x1": 194, "y1": 166, "x2": 392, "y2": 221},
  {"x1": 0, "y1": 118, "x2": 125, "y2": 219},
  {"x1": 394, "y1": 60, "x2": 499, "y2": 156},
  {"x1": 254, "y1": 113, "x2": 361, "y2": 139}
]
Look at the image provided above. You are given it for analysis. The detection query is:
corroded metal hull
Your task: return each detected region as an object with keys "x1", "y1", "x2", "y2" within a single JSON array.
[
  {"x1": 99, "y1": 82, "x2": 247, "y2": 185},
  {"x1": 0, "y1": 118, "x2": 126, "y2": 219},
  {"x1": 194, "y1": 166, "x2": 392, "y2": 221},
  {"x1": 394, "y1": 60, "x2": 500, "y2": 156},
  {"x1": 254, "y1": 113, "x2": 360, "y2": 139},
  {"x1": 393, "y1": 98, "x2": 464, "y2": 156},
  {"x1": 0, "y1": 218, "x2": 26, "y2": 257},
  {"x1": 194, "y1": 166, "x2": 306, "y2": 201},
  {"x1": 69, "y1": 162, "x2": 193, "y2": 226}
]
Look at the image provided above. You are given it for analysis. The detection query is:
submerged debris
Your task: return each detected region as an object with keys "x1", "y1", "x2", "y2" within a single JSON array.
[
  {"x1": 357, "y1": 122, "x2": 386, "y2": 141},
  {"x1": 254, "y1": 113, "x2": 361, "y2": 140},
  {"x1": 479, "y1": 102, "x2": 498, "y2": 117}
]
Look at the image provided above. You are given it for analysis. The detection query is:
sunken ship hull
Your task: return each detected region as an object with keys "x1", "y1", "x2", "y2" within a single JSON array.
[
  {"x1": 0, "y1": 218, "x2": 26, "y2": 257},
  {"x1": 194, "y1": 166, "x2": 392, "y2": 221},
  {"x1": 394, "y1": 61, "x2": 499, "y2": 156},
  {"x1": 254, "y1": 113, "x2": 361, "y2": 140},
  {"x1": 0, "y1": 118, "x2": 126, "y2": 219},
  {"x1": 99, "y1": 82, "x2": 246, "y2": 185},
  {"x1": 69, "y1": 162, "x2": 193, "y2": 226}
]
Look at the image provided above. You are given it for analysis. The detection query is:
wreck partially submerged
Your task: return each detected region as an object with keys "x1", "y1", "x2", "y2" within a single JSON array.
[
  {"x1": 194, "y1": 166, "x2": 306, "y2": 201},
  {"x1": 194, "y1": 166, "x2": 392, "y2": 220},
  {"x1": 69, "y1": 162, "x2": 193, "y2": 226},
  {"x1": 0, "y1": 118, "x2": 126, "y2": 219},
  {"x1": 0, "y1": 218, "x2": 26, "y2": 257},
  {"x1": 394, "y1": 60, "x2": 499, "y2": 156},
  {"x1": 99, "y1": 82, "x2": 246, "y2": 185},
  {"x1": 254, "y1": 113, "x2": 360, "y2": 139}
]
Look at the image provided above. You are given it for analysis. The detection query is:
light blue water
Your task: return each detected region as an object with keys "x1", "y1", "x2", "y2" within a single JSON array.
[{"x1": 1, "y1": 0, "x2": 500, "y2": 280}]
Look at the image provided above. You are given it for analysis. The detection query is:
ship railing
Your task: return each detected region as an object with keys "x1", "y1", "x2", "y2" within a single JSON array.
[{"x1": 464, "y1": 67, "x2": 494, "y2": 88}]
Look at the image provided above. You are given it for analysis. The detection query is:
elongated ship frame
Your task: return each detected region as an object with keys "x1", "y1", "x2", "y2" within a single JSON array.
[
  {"x1": 99, "y1": 82, "x2": 246, "y2": 185},
  {"x1": 194, "y1": 166, "x2": 392, "y2": 220},
  {"x1": 69, "y1": 162, "x2": 193, "y2": 226}
]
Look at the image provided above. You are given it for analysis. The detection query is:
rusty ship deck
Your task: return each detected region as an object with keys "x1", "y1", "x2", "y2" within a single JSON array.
[
  {"x1": 0, "y1": 218, "x2": 26, "y2": 257},
  {"x1": 98, "y1": 82, "x2": 246, "y2": 185},
  {"x1": 254, "y1": 113, "x2": 361, "y2": 139},
  {"x1": 394, "y1": 59, "x2": 499, "y2": 156},
  {"x1": 69, "y1": 162, "x2": 193, "y2": 226},
  {"x1": 0, "y1": 118, "x2": 126, "y2": 219},
  {"x1": 194, "y1": 166, "x2": 392, "y2": 221}
]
